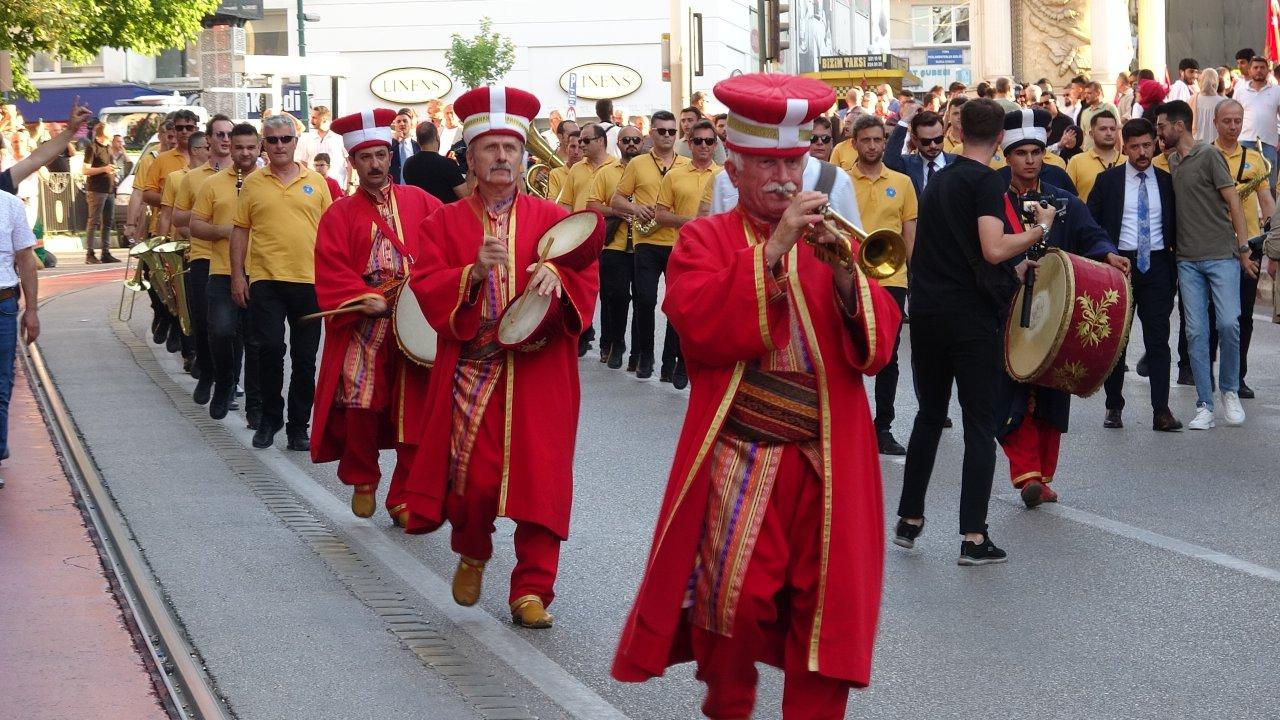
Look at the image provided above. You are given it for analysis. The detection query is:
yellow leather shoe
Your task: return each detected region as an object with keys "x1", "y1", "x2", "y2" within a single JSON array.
[
  {"x1": 351, "y1": 484, "x2": 376, "y2": 518},
  {"x1": 389, "y1": 503, "x2": 409, "y2": 528},
  {"x1": 510, "y1": 595, "x2": 553, "y2": 629},
  {"x1": 451, "y1": 556, "x2": 486, "y2": 606}
]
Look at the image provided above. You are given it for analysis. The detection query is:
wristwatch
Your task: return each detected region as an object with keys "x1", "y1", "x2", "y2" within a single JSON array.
[
  {"x1": 1238, "y1": 243, "x2": 1252, "y2": 254},
  {"x1": 1034, "y1": 222, "x2": 1051, "y2": 237}
]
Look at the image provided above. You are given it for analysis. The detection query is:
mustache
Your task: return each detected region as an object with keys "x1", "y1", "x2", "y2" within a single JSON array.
[
  {"x1": 762, "y1": 181, "x2": 799, "y2": 196},
  {"x1": 488, "y1": 162, "x2": 514, "y2": 173}
]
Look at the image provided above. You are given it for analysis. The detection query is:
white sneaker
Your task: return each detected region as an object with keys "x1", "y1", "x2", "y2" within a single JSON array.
[
  {"x1": 1221, "y1": 391, "x2": 1246, "y2": 426},
  {"x1": 1187, "y1": 405, "x2": 1215, "y2": 430}
]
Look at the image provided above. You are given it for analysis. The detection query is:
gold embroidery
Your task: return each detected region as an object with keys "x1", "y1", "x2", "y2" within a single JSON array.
[
  {"x1": 1075, "y1": 289, "x2": 1119, "y2": 347},
  {"x1": 1052, "y1": 360, "x2": 1087, "y2": 391}
]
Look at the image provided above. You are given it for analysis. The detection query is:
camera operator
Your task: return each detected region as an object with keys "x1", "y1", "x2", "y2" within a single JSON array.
[{"x1": 893, "y1": 98, "x2": 1057, "y2": 566}]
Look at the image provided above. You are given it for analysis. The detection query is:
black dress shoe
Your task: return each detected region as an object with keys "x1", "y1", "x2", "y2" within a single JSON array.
[
  {"x1": 286, "y1": 428, "x2": 310, "y2": 451},
  {"x1": 166, "y1": 326, "x2": 183, "y2": 353},
  {"x1": 1103, "y1": 408, "x2": 1123, "y2": 429},
  {"x1": 626, "y1": 355, "x2": 638, "y2": 373},
  {"x1": 100, "y1": 254, "x2": 122, "y2": 263},
  {"x1": 245, "y1": 406, "x2": 262, "y2": 430},
  {"x1": 877, "y1": 430, "x2": 906, "y2": 456},
  {"x1": 209, "y1": 384, "x2": 233, "y2": 420},
  {"x1": 672, "y1": 360, "x2": 689, "y2": 390},
  {"x1": 192, "y1": 378, "x2": 213, "y2": 405},
  {"x1": 252, "y1": 420, "x2": 282, "y2": 449},
  {"x1": 578, "y1": 335, "x2": 592, "y2": 358},
  {"x1": 942, "y1": 417, "x2": 953, "y2": 428},
  {"x1": 1176, "y1": 365, "x2": 1194, "y2": 386},
  {"x1": 1238, "y1": 383, "x2": 1255, "y2": 400},
  {"x1": 636, "y1": 358, "x2": 654, "y2": 379},
  {"x1": 1136, "y1": 353, "x2": 1149, "y2": 377},
  {"x1": 1153, "y1": 409, "x2": 1183, "y2": 432},
  {"x1": 152, "y1": 317, "x2": 169, "y2": 344},
  {"x1": 659, "y1": 366, "x2": 673, "y2": 383},
  {"x1": 607, "y1": 344, "x2": 625, "y2": 370}
]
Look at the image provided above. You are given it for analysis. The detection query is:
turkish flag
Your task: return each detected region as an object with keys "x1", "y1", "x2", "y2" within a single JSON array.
[{"x1": 1269, "y1": 0, "x2": 1280, "y2": 62}]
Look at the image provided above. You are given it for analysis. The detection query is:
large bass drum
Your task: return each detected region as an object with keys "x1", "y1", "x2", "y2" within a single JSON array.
[
  {"x1": 393, "y1": 285, "x2": 437, "y2": 367},
  {"x1": 1004, "y1": 248, "x2": 1133, "y2": 397}
]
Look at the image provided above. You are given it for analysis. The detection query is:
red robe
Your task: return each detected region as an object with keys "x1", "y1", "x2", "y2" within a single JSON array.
[
  {"x1": 612, "y1": 209, "x2": 900, "y2": 687},
  {"x1": 402, "y1": 193, "x2": 598, "y2": 539},
  {"x1": 310, "y1": 184, "x2": 442, "y2": 463}
]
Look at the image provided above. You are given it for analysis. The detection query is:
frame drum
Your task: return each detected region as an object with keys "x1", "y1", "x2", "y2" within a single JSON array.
[
  {"x1": 496, "y1": 291, "x2": 563, "y2": 353},
  {"x1": 393, "y1": 287, "x2": 437, "y2": 367},
  {"x1": 537, "y1": 210, "x2": 605, "y2": 271}
]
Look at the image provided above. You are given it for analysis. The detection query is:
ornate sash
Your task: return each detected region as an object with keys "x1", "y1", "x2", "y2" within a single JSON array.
[{"x1": 723, "y1": 369, "x2": 820, "y2": 444}]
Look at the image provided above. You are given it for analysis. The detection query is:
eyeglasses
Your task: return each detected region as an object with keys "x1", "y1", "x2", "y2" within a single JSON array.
[
  {"x1": 618, "y1": 137, "x2": 642, "y2": 145},
  {"x1": 263, "y1": 135, "x2": 296, "y2": 145},
  {"x1": 212, "y1": 131, "x2": 231, "y2": 138},
  {"x1": 689, "y1": 137, "x2": 717, "y2": 146},
  {"x1": 189, "y1": 144, "x2": 208, "y2": 151},
  {"x1": 653, "y1": 128, "x2": 678, "y2": 136},
  {"x1": 579, "y1": 135, "x2": 597, "y2": 144},
  {"x1": 915, "y1": 136, "x2": 945, "y2": 146},
  {"x1": 1039, "y1": 101, "x2": 1054, "y2": 107},
  {"x1": 174, "y1": 124, "x2": 197, "y2": 131},
  {"x1": 810, "y1": 134, "x2": 833, "y2": 144}
]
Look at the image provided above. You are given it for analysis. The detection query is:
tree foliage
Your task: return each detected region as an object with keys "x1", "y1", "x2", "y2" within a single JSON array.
[
  {"x1": 444, "y1": 17, "x2": 516, "y2": 90},
  {"x1": 1, "y1": 0, "x2": 221, "y2": 98}
]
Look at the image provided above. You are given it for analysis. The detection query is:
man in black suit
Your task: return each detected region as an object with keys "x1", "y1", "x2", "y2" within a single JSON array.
[
  {"x1": 885, "y1": 103, "x2": 956, "y2": 198},
  {"x1": 389, "y1": 109, "x2": 420, "y2": 183},
  {"x1": 1087, "y1": 118, "x2": 1183, "y2": 431}
]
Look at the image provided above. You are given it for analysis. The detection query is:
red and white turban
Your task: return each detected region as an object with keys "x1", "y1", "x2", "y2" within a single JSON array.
[
  {"x1": 454, "y1": 86, "x2": 540, "y2": 145},
  {"x1": 713, "y1": 73, "x2": 835, "y2": 158},
  {"x1": 331, "y1": 108, "x2": 396, "y2": 154}
]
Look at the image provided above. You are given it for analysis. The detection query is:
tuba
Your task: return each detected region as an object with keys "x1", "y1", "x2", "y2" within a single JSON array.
[
  {"x1": 525, "y1": 130, "x2": 566, "y2": 199},
  {"x1": 150, "y1": 240, "x2": 193, "y2": 336},
  {"x1": 117, "y1": 238, "x2": 157, "y2": 322},
  {"x1": 797, "y1": 200, "x2": 908, "y2": 280}
]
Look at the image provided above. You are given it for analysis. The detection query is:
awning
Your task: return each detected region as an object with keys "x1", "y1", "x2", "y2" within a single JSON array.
[{"x1": 14, "y1": 84, "x2": 163, "y2": 122}]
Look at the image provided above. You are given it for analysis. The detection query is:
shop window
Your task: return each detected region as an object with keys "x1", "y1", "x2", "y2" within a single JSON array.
[
  {"x1": 246, "y1": 10, "x2": 289, "y2": 56},
  {"x1": 910, "y1": 4, "x2": 970, "y2": 46},
  {"x1": 156, "y1": 43, "x2": 199, "y2": 79},
  {"x1": 29, "y1": 51, "x2": 102, "y2": 75}
]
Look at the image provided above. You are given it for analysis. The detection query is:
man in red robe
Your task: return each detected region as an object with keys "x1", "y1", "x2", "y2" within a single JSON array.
[
  {"x1": 401, "y1": 86, "x2": 600, "y2": 629},
  {"x1": 612, "y1": 73, "x2": 901, "y2": 718},
  {"x1": 311, "y1": 109, "x2": 442, "y2": 526}
]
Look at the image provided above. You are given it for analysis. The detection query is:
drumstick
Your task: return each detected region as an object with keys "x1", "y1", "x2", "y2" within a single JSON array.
[{"x1": 301, "y1": 305, "x2": 367, "y2": 322}]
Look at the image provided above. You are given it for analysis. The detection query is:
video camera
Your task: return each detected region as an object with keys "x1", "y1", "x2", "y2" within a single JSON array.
[{"x1": 1018, "y1": 191, "x2": 1069, "y2": 225}]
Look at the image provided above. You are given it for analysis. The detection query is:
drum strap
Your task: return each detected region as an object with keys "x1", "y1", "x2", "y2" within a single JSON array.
[
  {"x1": 362, "y1": 189, "x2": 413, "y2": 262},
  {"x1": 1003, "y1": 194, "x2": 1025, "y2": 233}
]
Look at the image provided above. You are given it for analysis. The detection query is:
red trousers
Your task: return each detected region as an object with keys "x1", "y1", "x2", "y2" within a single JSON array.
[
  {"x1": 999, "y1": 415, "x2": 1061, "y2": 488},
  {"x1": 691, "y1": 445, "x2": 851, "y2": 720},
  {"x1": 336, "y1": 408, "x2": 415, "y2": 512},
  {"x1": 445, "y1": 397, "x2": 560, "y2": 608}
]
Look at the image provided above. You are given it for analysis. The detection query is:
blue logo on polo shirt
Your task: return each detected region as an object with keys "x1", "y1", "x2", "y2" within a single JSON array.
[
  {"x1": 886, "y1": 187, "x2": 897, "y2": 198},
  {"x1": 303, "y1": 185, "x2": 315, "y2": 195},
  {"x1": 1244, "y1": 162, "x2": 1252, "y2": 170}
]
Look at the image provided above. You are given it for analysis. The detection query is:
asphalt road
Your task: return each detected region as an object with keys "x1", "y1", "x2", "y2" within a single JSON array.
[{"x1": 32, "y1": 277, "x2": 1280, "y2": 720}]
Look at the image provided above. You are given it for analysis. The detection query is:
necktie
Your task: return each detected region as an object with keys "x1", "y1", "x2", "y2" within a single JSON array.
[
  {"x1": 927, "y1": 160, "x2": 937, "y2": 187},
  {"x1": 1136, "y1": 172, "x2": 1151, "y2": 273}
]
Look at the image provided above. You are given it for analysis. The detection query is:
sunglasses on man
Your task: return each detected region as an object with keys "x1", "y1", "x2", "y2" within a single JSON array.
[
  {"x1": 810, "y1": 134, "x2": 833, "y2": 145},
  {"x1": 263, "y1": 135, "x2": 296, "y2": 145},
  {"x1": 174, "y1": 124, "x2": 197, "y2": 131},
  {"x1": 915, "y1": 136, "x2": 945, "y2": 146},
  {"x1": 653, "y1": 128, "x2": 678, "y2": 136},
  {"x1": 689, "y1": 137, "x2": 717, "y2": 146},
  {"x1": 618, "y1": 137, "x2": 643, "y2": 145}
]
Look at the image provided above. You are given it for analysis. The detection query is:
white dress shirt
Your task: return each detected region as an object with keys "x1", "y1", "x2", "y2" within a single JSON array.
[
  {"x1": 1118, "y1": 161, "x2": 1165, "y2": 252},
  {"x1": 0, "y1": 191, "x2": 36, "y2": 288},
  {"x1": 1234, "y1": 81, "x2": 1280, "y2": 147},
  {"x1": 921, "y1": 152, "x2": 948, "y2": 193},
  {"x1": 709, "y1": 155, "x2": 862, "y2": 228},
  {"x1": 295, "y1": 129, "x2": 348, "y2": 183}
]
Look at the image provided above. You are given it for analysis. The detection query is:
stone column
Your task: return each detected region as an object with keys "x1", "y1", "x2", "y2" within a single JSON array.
[
  {"x1": 972, "y1": 0, "x2": 1014, "y2": 81},
  {"x1": 1090, "y1": 0, "x2": 1134, "y2": 92},
  {"x1": 200, "y1": 24, "x2": 249, "y2": 119},
  {"x1": 1137, "y1": 0, "x2": 1167, "y2": 78}
]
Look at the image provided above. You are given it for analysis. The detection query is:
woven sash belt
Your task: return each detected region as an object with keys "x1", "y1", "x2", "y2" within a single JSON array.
[
  {"x1": 459, "y1": 320, "x2": 503, "y2": 361},
  {"x1": 723, "y1": 368, "x2": 820, "y2": 444}
]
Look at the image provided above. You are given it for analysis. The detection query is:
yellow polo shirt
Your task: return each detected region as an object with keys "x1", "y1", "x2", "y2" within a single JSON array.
[
  {"x1": 161, "y1": 168, "x2": 187, "y2": 210},
  {"x1": 563, "y1": 157, "x2": 620, "y2": 212},
  {"x1": 144, "y1": 148, "x2": 187, "y2": 194},
  {"x1": 193, "y1": 165, "x2": 253, "y2": 276},
  {"x1": 1216, "y1": 141, "x2": 1269, "y2": 238},
  {"x1": 943, "y1": 135, "x2": 962, "y2": 154},
  {"x1": 175, "y1": 163, "x2": 219, "y2": 261},
  {"x1": 849, "y1": 164, "x2": 917, "y2": 289},
  {"x1": 657, "y1": 161, "x2": 720, "y2": 229},
  {"x1": 1043, "y1": 151, "x2": 1067, "y2": 170},
  {"x1": 588, "y1": 161, "x2": 630, "y2": 252},
  {"x1": 233, "y1": 162, "x2": 332, "y2": 284},
  {"x1": 1153, "y1": 153, "x2": 1171, "y2": 173},
  {"x1": 547, "y1": 166, "x2": 570, "y2": 204},
  {"x1": 616, "y1": 152, "x2": 689, "y2": 247},
  {"x1": 948, "y1": 141, "x2": 1008, "y2": 169},
  {"x1": 830, "y1": 139, "x2": 859, "y2": 171},
  {"x1": 1066, "y1": 149, "x2": 1122, "y2": 201}
]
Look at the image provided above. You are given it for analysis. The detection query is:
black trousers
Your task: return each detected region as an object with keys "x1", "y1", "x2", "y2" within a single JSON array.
[
  {"x1": 874, "y1": 286, "x2": 909, "y2": 432},
  {"x1": 186, "y1": 259, "x2": 214, "y2": 381},
  {"x1": 207, "y1": 274, "x2": 260, "y2": 410},
  {"x1": 249, "y1": 280, "x2": 320, "y2": 432},
  {"x1": 599, "y1": 249, "x2": 634, "y2": 356},
  {"x1": 633, "y1": 243, "x2": 681, "y2": 369},
  {"x1": 898, "y1": 312, "x2": 1001, "y2": 535},
  {"x1": 1104, "y1": 249, "x2": 1175, "y2": 412}
]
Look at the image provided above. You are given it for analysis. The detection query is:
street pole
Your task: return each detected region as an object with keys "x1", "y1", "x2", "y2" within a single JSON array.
[{"x1": 296, "y1": 0, "x2": 310, "y2": 127}]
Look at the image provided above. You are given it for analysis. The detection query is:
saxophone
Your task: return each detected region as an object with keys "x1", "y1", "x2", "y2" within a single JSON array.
[{"x1": 1239, "y1": 138, "x2": 1273, "y2": 201}]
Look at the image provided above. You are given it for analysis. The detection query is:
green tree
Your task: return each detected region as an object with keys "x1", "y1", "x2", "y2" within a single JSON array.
[
  {"x1": 1, "y1": 0, "x2": 221, "y2": 98},
  {"x1": 444, "y1": 17, "x2": 517, "y2": 89}
]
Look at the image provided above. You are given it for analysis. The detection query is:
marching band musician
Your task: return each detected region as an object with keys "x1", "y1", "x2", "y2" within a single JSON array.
[
  {"x1": 401, "y1": 86, "x2": 600, "y2": 629},
  {"x1": 996, "y1": 108, "x2": 1129, "y2": 507},
  {"x1": 613, "y1": 73, "x2": 901, "y2": 719},
  {"x1": 587, "y1": 124, "x2": 646, "y2": 369},
  {"x1": 311, "y1": 109, "x2": 443, "y2": 527}
]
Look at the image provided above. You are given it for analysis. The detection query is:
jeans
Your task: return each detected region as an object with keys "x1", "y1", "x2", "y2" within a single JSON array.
[
  {"x1": 874, "y1": 286, "x2": 908, "y2": 432},
  {"x1": 207, "y1": 275, "x2": 260, "y2": 408},
  {"x1": 1104, "y1": 249, "x2": 1175, "y2": 413},
  {"x1": 84, "y1": 190, "x2": 112, "y2": 254},
  {"x1": 0, "y1": 294, "x2": 17, "y2": 461},
  {"x1": 249, "y1": 280, "x2": 319, "y2": 431},
  {"x1": 598, "y1": 249, "x2": 633, "y2": 356},
  {"x1": 899, "y1": 312, "x2": 1001, "y2": 534},
  {"x1": 1178, "y1": 259, "x2": 1241, "y2": 408},
  {"x1": 1241, "y1": 140, "x2": 1278, "y2": 190},
  {"x1": 633, "y1": 243, "x2": 681, "y2": 369},
  {"x1": 186, "y1": 259, "x2": 213, "y2": 382}
]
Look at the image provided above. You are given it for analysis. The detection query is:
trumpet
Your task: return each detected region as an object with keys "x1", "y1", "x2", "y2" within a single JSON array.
[{"x1": 796, "y1": 198, "x2": 908, "y2": 280}]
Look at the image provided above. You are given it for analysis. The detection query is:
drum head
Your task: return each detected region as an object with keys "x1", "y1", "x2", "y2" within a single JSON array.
[
  {"x1": 538, "y1": 211, "x2": 604, "y2": 269},
  {"x1": 1006, "y1": 250, "x2": 1073, "y2": 381},
  {"x1": 393, "y1": 288, "x2": 437, "y2": 366},
  {"x1": 497, "y1": 292, "x2": 555, "y2": 346}
]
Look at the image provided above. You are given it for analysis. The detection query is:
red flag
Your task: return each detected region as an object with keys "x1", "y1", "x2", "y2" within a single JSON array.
[{"x1": 1269, "y1": 0, "x2": 1280, "y2": 63}]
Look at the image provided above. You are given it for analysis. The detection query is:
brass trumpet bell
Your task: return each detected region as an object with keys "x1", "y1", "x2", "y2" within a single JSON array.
[{"x1": 807, "y1": 204, "x2": 908, "y2": 280}]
